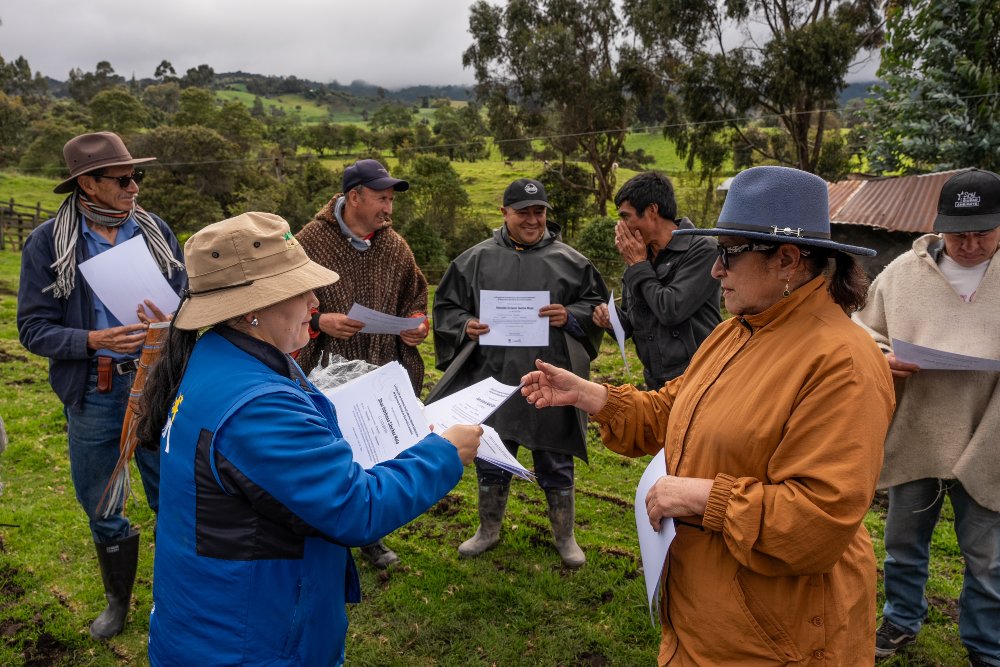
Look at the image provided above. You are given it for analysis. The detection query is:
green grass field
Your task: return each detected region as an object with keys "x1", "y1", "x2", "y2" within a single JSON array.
[
  {"x1": 0, "y1": 235, "x2": 971, "y2": 666},
  {"x1": 0, "y1": 173, "x2": 66, "y2": 213}
]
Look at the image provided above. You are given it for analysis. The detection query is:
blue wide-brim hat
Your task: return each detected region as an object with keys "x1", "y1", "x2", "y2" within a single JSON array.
[{"x1": 673, "y1": 166, "x2": 876, "y2": 257}]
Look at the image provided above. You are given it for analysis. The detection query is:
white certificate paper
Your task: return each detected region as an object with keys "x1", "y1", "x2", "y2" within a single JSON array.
[
  {"x1": 478, "y1": 290, "x2": 549, "y2": 347},
  {"x1": 322, "y1": 361, "x2": 428, "y2": 469},
  {"x1": 607, "y1": 291, "x2": 630, "y2": 374},
  {"x1": 635, "y1": 450, "x2": 675, "y2": 627},
  {"x1": 423, "y1": 376, "x2": 521, "y2": 426},
  {"x1": 424, "y1": 377, "x2": 534, "y2": 480},
  {"x1": 77, "y1": 236, "x2": 181, "y2": 325},
  {"x1": 346, "y1": 303, "x2": 426, "y2": 335},
  {"x1": 322, "y1": 362, "x2": 532, "y2": 478},
  {"x1": 892, "y1": 338, "x2": 1000, "y2": 372}
]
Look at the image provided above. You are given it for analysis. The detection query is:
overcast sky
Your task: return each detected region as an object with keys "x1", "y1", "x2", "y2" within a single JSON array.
[
  {"x1": 1, "y1": 1, "x2": 482, "y2": 89},
  {"x1": 0, "y1": 1, "x2": 878, "y2": 90}
]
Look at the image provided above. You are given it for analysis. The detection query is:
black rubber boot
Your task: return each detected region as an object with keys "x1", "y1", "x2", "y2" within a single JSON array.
[
  {"x1": 545, "y1": 487, "x2": 585, "y2": 568},
  {"x1": 359, "y1": 538, "x2": 399, "y2": 569},
  {"x1": 458, "y1": 483, "x2": 510, "y2": 557},
  {"x1": 89, "y1": 531, "x2": 139, "y2": 640}
]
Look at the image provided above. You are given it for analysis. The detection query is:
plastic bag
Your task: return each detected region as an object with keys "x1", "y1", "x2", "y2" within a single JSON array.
[{"x1": 307, "y1": 355, "x2": 378, "y2": 392}]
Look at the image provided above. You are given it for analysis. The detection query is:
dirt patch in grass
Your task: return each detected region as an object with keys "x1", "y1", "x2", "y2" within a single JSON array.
[
  {"x1": 574, "y1": 650, "x2": 610, "y2": 666},
  {"x1": 578, "y1": 488, "x2": 630, "y2": 509},
  {"x1": 929, "y1": 594, "x2": 959, "y2": 623},
  {"x1": 0, "y1": 349, "x2": 28, "y2": 364},
  {"x1": 513, "y1": 490, "x2": 543, "y2": 507},
  {"x1": 20, "y1": 629, "x2": 73, "y2": 666},
  {"x1": 426, "y1": 494, "x2": 463, "y2": 517},
  {"x1": 0, "y1": 564, "x2": 73, "y2": 666}
]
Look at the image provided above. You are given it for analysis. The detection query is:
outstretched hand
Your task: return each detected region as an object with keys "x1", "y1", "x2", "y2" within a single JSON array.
[{"x1": 520, "y1": 359, "x2": 608, "y2": 413}]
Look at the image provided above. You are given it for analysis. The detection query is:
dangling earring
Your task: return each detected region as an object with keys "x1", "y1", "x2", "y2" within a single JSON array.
[
  {"x1": 250, "y1": 316, "x2": 259, "y2": 327},
  {"x1": 782, "y1": 280, "x2": 791, "y2": 298}
]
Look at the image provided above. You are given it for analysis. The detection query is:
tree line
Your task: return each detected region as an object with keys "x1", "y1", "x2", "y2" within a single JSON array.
[{"x1": 1, "y1": 0, "x2": 997, "y2": 274}]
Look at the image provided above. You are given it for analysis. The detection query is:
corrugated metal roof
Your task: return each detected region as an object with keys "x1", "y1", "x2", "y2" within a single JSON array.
[
  {"x1": 829, "y1": 170, "x2": 961, "y2": 233},
  {"x1": 827, "y1": 180, "x2": 864, "y2": 215}
]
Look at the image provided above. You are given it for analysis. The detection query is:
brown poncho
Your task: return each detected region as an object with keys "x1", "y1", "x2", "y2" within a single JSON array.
[{"x1": 296, "y1": 196, "x2": 428, "y2": 392}]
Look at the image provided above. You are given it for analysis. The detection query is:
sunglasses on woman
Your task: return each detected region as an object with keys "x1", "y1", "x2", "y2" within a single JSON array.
[
  {"x1": 716, "y1": 242, "x2": 776, "y2": 269},
  {"x1": 93, "y1": 169, "x2": 145, "y2": 188}
]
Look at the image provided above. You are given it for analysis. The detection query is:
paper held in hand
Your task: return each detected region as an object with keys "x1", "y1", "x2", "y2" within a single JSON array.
[
  {"x1": 346, "y1": 303, "x2": 426, "y2": 335},
  {"x1": 424, "y1": 376, "x2": 534, "y2": 480},
  {"x1": 891, "y1": 338, "x2": 1000, "y2": 372},
  {"x1": 321, "y1": 362, "x2": 533, "y2": 479},
  {"x1": 478, "y1": 289, "x2": 549, "y2": 347},
  {"x1": 78, "y1": 235, "x2": 180, "y2": 326},
  {"x1": 635, "y1": 450, "x2": 675, "y2": 627},
  {"x1": 606, "y1": 290, "x2": 630, "y2": 374}
]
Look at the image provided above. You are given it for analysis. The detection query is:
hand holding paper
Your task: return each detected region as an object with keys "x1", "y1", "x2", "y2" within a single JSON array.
[
  {"x1": 346, "y1": 303, "x2": 428, "y2": 336},
  {"x1": 478, "y1": 290, "x2": 549, "y2": 346},
  {"x1": 322, "y1": 362, "x2": 532, "y2": 479},
  {"x1": 78, "y1": 236, "x2": 180, "y2": 325},
  {"x1": 891, "y1": 338, "x2": 1000, "y2": 372},
  {"x1": 635, "y1": 450, "x2": 675, "y2": 627},
  {"x1": 438, "y1": 423, "x2": 483, "y2": 465}
]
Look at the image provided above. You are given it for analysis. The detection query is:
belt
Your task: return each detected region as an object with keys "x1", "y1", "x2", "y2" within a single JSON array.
[{"x1": 95, "y1": 357, "x2": 140, "y2": 375}]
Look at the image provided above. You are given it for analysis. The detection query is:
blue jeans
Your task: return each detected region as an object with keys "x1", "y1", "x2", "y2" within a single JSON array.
[
  {"x1": 65, "y1": 369, "x2": 160, "y2": 543},
  {"x1": 883, "y1": 478, "x2": 1000, "y2": 660},
  {"x1": 475, "y1": 439, "x2": 574, "y2": 491}
]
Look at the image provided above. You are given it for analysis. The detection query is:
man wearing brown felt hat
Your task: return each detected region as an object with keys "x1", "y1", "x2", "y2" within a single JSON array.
[{"x1": 17, "y1": 131, "x2": 186, "y2": 640}]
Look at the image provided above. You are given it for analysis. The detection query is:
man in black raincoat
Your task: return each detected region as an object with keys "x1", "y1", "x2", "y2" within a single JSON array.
[{"x1": 431, "y1": 178, "x2": 608, "y2": 567}]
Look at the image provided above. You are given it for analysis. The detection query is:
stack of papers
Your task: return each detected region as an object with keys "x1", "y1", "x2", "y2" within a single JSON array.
[
  {"x1": 424, "y1": 376, "x2": 534, "y2": 480},
  {"x1": 322, "y1": 362, "x2": 534, "y2": 479}
]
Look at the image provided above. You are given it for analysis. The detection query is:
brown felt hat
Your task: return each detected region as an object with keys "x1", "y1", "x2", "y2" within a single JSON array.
[
  {"x1": 53, "y1": 132, "x2": 157, "y2": 194},
  {"x1": 174, "y1": 212, "x2": 339, "y2": 330}
]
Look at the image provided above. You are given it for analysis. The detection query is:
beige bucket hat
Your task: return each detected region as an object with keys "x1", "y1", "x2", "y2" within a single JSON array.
[
  {"x1": 54, "y1": 132, "x2": 157, "y2": 194},
  {"x1": 174, "y1": 212, "x2": 339, "y2": 330}
]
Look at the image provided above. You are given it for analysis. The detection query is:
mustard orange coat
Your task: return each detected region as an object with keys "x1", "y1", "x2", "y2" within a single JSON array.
[{"x1": 593, "y1": 276, "x2": 895, "y2": 665}]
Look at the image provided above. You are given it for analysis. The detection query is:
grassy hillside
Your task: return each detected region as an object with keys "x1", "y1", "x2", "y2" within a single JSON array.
[
  {"x1": 0, "y1": 173, "x2": 66, "y2": 213},
  {"x1": 0, "y1": 240, "x2": 971, "y2": 666},
  {"x1": 217, "y1": 87, "x2": 441, "y2": 126}
]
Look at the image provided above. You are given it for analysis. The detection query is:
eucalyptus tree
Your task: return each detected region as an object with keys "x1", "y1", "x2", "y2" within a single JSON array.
[
  {"x1": 464, "y1": 0, "x2": 659, "y2": 214},
  {"x1": 626, "y1": 0, "x2": 883, "y2": 175},
  {"x1": 865, "y1": 0, "x2": 1000, "y2": 172}
]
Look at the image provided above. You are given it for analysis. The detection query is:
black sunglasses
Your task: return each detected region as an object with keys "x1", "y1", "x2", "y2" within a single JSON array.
[
  {"x1": 716, "y1": 242, "x2": 777, "y2": 269},
  {"x1": 93, "y1": 169, "x2": 145, "y2": 188}
]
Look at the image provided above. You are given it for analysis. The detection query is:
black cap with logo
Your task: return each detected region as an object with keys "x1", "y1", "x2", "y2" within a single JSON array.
[
  {"x1": 502, "y1": 178, "x2": 552, "y2": 210},
  {"x1": 934, "y1": 168, "x2": 1000, "y2": 233}
]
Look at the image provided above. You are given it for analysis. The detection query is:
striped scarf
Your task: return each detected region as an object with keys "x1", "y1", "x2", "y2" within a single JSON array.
[{"x1": 43, "y1": 191, "x2": 184, "y2": 299}]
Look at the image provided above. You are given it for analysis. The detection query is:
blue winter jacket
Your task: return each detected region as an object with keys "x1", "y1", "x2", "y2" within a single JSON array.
[
  {"x1": 148, "y1": 328, "x2": 464, "y2": 666},
  {"x1": 17, "y1": 212, "x2": 185, "y2": 408}
]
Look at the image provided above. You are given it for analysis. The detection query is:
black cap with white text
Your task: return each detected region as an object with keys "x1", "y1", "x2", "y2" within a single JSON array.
[{"x1": 934, "y1": 168, "x2": 1000, "y2": 233}]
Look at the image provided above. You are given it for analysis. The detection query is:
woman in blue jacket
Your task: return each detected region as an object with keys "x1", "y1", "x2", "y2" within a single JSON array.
[{"x1": 137, "y1": 211, "x2": 481, "y2": 666}]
